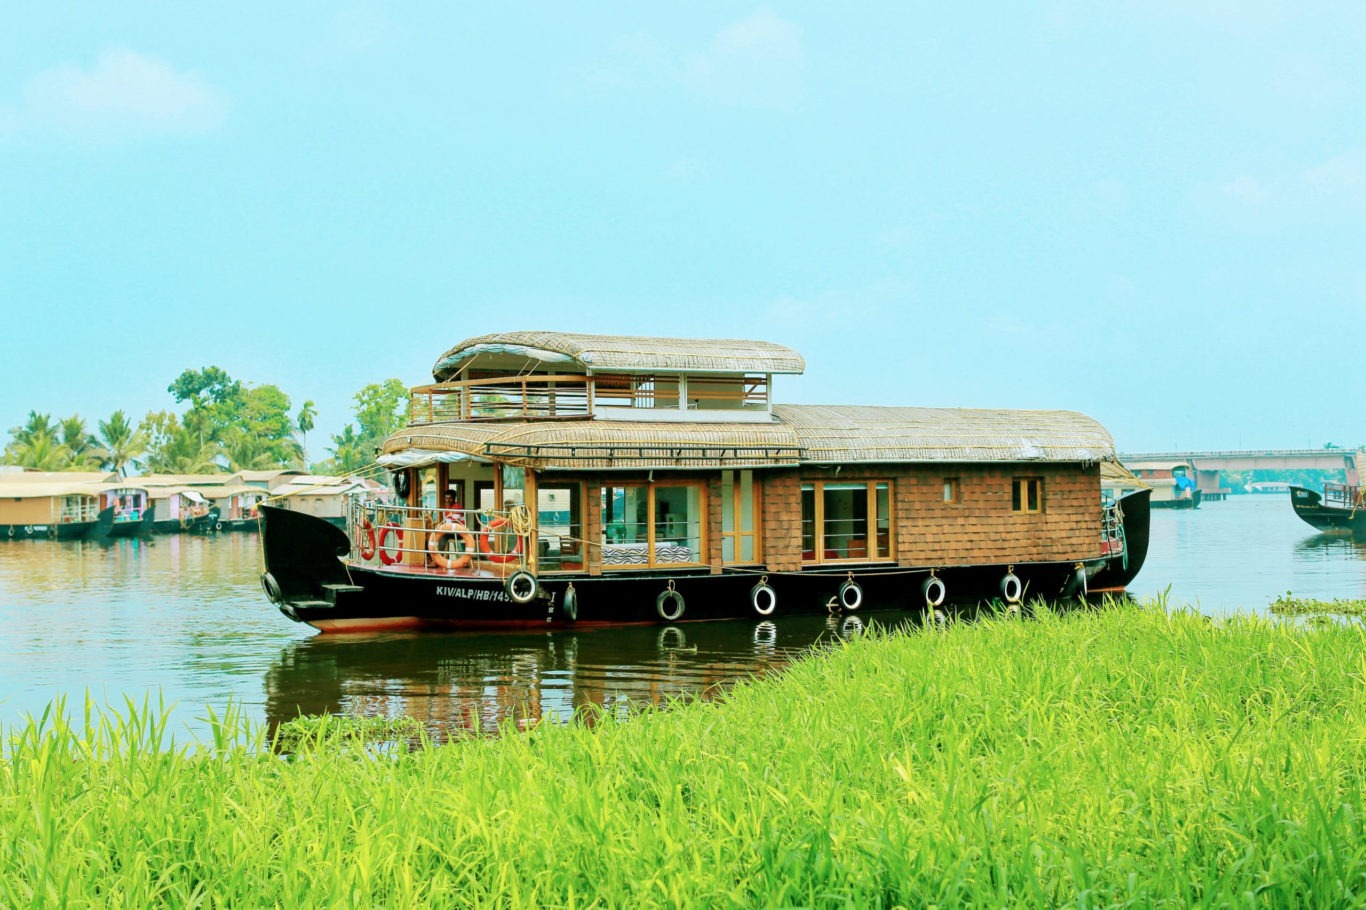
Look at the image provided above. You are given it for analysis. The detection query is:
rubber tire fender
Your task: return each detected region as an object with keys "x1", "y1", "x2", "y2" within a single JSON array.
[
  {"x1": 750, "y1": 582, "x2": 777, "y2": 616},
  {"x1": 657, "y1": 589, "x2": 685, "y2": 622},
  {"x1": 506, "y1": 569, "x2": 538, "y2": 605}
]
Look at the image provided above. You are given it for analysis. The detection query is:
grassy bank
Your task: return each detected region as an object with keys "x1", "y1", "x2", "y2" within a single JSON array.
[{"x1": 5, "y1": 601, "x2": 1366, "y2": 908}]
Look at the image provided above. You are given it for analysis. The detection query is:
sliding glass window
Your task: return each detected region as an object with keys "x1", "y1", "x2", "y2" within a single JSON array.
[
  {"x1": 800, "y1": 480, "x2": 893, "y2": 563},
  {"x1": 600, "y1": 482, "x2": 705, "y2": 568}
]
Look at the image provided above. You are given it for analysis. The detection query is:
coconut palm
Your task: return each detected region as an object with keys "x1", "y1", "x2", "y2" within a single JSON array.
[
  {"x1": 98, "y1": 410, "x2": 147, "y2": 477},
  {"x1": 6, "y1": 429, "x2": 71, "y2": 470},
  {"x1": 58, "y1": 415, "x2": 102, "y2": 469},
  {"x1": 296, "y1": 400, "x2": 317, "y2": 466},
  {"x1": 324, "y1": 425, "x2": 368, "y2": 474}
]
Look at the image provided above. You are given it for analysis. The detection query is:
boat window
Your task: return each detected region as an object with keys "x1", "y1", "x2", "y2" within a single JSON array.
[
  {"x1": 943, "y1": 478, "x2": 960, "y2": 504},
  {"x1": 720, "y1": 470, "x2": 761, "y2": 564},
  {"x1": 801, "y1": 480, "x2": 894, "y2": 563},
  {"x1": 1012, "y1": 477, "x2": 1043, "y2": 513},
  {"x1": 600, "y1": 482, "x2": 706, "y2": 568},
  {"x1": 537, "y1": 482, "x2": 583, "y2": 572},
  {"x1": 420, "y1": 467, "x2": 439, "y2": 511}
]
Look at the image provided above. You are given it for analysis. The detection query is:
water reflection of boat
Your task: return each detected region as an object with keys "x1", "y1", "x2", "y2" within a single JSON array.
[
  {"x1": 1289, "y1": 484, "x2": 1366, "y2": 535},
  {"x1": 261, "y1": 331, "x2": 1150, "y2": 633},
  {"x1": 263, "y1": 613, "x2": 899, "y2": 738}
]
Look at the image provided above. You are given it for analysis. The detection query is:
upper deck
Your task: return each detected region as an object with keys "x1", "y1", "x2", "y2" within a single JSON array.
[{"x1": 409, "y1": 331, "x2": 804, "y2": 426}]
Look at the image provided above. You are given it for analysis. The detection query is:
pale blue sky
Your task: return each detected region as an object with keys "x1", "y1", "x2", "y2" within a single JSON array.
[{"x1": 2, "y1": 3, "x2": 1364, "y2": 456}]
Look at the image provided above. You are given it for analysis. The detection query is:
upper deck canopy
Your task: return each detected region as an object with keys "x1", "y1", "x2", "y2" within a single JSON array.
[
  {"x1": 381, "y1": 404, "x2": 1115, "y2": 470},
  {"x1": 431, "y1": 331, "x2": 806, "y2": 382}
]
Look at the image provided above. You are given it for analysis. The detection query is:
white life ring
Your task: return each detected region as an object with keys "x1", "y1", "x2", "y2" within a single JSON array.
[{"x1": 1000, "y1": 572, "x2": 1023, "y2": 604}]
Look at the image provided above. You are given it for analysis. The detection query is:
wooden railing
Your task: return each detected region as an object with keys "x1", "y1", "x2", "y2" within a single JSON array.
[
  {"x1": 409, "y1": 373, "x2": 770, "y2": 425},
  {"x1": 409, "y1": 376, "x2": 592, "y2": 424},
  {"x1": 1323, "y1": 483, "x2": 1363, "y2": 509}
]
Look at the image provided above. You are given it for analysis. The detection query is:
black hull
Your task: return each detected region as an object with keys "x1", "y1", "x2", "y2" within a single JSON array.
[
  {"x1": 1290, "y1": 486, "x2": 1366, "y2": 535},
  {"x1": 1091, "y1": 489, "x2": 1152, "y2": 592},
  {"x1": 96, "y1": 505, "x2": 156, "y2": 538},
  {"x1": 261, "y1": 506, "x2": 1109, "y2": 634},
  {"x1": 0, "y1": 520, "x2": 100, "y2": 540},
  {"x1": 151, "y1": 516, "x2": 211, "y2": 535}
]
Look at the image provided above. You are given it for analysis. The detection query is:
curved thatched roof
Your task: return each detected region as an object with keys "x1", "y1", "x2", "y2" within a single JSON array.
[
  {"x1": 381, "y1": 404, "x2": 1114, "y2": 470},
  {"x1": 431, "y1": 331, "x2": 805, "y2": 382}
]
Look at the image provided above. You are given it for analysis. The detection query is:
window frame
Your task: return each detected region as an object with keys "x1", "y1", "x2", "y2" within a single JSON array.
[
  {"x1": 720, "y1": 469, "x2": 763, "y2": 565},
  {"x1": 800, "y1": 479, "x2": 895, "y2": 565},
  {"x1": 1011, "y1": 477, "x2": 1044, "y2": 514},
  {"x1": 599, "y1": 480, "x2": 708, "y2": 569}
]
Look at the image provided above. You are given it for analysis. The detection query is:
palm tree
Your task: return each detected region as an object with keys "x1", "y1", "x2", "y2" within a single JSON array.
[
  {"x1": 7, "y1": 429, "x2": 71, "y2": 470},
  {"x1": 59, "y1": 415, "x2": 102, "y2": 469},
  {"x1": 325, "y1": 425, "x2": 367, "y2": 474},
  {"x1": 5, "y1": 411, "x2": 55, "y2": 461},
  {"x1": 98, "y1": 410, "x2": 147, "y2": 477},
  {"x1": 296, "y1": 400, "x2": 317, "y2": 466}
]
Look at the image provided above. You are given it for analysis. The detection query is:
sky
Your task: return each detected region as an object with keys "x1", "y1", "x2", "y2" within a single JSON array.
[{"x1": 2, "y1": 2, "x2": 1364, "y2": 459}]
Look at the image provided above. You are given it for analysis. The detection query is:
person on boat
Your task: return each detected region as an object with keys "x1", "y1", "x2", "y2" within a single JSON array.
[{"x1": 443, "y1": 491, "x2": 464, "y2": 525}]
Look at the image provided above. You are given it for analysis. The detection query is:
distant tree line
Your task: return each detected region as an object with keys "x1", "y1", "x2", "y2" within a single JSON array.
[{"x1": 2, "y1": 368, "x2": 409, "y2": 477}]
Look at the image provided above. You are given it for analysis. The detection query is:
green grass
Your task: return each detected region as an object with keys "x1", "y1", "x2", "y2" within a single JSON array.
[
  {"x1": 1269, "y1": 591, "x2": 1366, "y2": 618},
  {"x1": 5, "y1": 599, "x2": 1366, "y2": 907}
]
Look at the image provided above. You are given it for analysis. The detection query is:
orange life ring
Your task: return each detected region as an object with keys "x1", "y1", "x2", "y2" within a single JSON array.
[
  {"x1": 429, "y1": 521, "x2": 475, "y2": 570},
  {"x1": 377, "y1": 523, "x2": 404, "y2": 565},
  {"x1": 359, "y1": 518, "x2": 377, "y2": 560},
  {"x1": 479, "y1": 516, "x2": 524, "y2": 564}
]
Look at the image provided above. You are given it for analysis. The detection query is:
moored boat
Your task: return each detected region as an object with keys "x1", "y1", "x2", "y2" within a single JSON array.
[
  {"x1": 1289, "y1": 484, "x2": 1366, "y2": 535},
  {"x1": 260, "y1": 331, "x2": 1152, "y2": 633},
  {"x1": 1125, "y1": 460, "x2": 1201, "y2": 509},
  {"x1": 0, "y1": 477, "x2": 107, "y2": 540},
  {"x1": 95, "y1": 484, "x2": 156, "y2": 537}
]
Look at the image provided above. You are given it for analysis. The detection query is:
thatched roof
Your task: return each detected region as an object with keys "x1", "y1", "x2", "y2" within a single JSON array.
[
  {"x1": 0, "y1": 481, "x2": 101, "y2": 499},
  {"x1": 381, "y1": 404, "x2": 1114, "y2": 470},
  {"x1": 431, "y1": 331, "x2": 805, "y2": 381},
  {"x1": 385, "y1": 421, "x2": 801, "y2": 471},
  {"x1": 125, "y1": 473, "x2": 244, "y2": 488},
  {"x1": 0, "y1": 471, "x2": 118, "y2": 484},
  {"x1": 774, "y1": 405, "x2": 1114, "y2": 465}
]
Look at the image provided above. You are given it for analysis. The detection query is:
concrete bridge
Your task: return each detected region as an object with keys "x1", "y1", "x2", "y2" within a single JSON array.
[{"x1": 1118, "y1": 449, "x2": 1361, "y2": 492}]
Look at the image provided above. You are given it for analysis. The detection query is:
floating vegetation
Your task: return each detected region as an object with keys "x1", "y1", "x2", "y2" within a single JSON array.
[
  {"x1": 1269, "y1": 591, "x2": 1366, "y2": 617},
  {"x1": 4, "y1": 599, "x2": 1366, "y2": 906}
]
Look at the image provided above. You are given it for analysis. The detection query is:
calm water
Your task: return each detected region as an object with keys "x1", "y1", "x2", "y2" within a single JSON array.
[{"x1": 2, "y1": 494, "x2": 1363, "y2": 740}]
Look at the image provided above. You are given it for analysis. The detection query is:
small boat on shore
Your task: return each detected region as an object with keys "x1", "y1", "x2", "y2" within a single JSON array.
[
  {"x1": 1289, "y1": 483, "x2": 1366, "y2": 535},
  {"x1": 260, "y1": 331, "x2": 1152, "y2": 633}
]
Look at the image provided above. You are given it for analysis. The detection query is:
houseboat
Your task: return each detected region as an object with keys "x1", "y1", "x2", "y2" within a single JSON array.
[
  {"x1": 1124, "y1": 460, "x2": 1202, "y2": 509},
  {"x1": 95, "y1": 484, "x2": 156, "y2": 537},
  {"x1": 266, "y1": 475, "x2": 391, "y2": 528},
  {"x1": 1289, "y1": 484, "x2": 1366, "y2": 535},
  {"x1": 0, "y1": 476, "x2": 109, "y2": 539},
  {"x1": 208, "y1": 484, "x2": 271, "y2": 531},
  {"x1": 259, "y1": 331, "x2": 1152, "y2": 633},
  {"x1": 128, "y1": 474, "x2": 234, "y2": 533}
]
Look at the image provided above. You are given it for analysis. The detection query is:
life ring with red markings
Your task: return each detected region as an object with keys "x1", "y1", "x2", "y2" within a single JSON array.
[
  {"x1": 377, "y1": 523, "x2": 404, "y2": 565},
  {"x1": 359, "y1": 518, "x2": 377, "y2": 560},
  {"x1": 479, "y1": 516, "x2": 524, "y2": 564}
]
